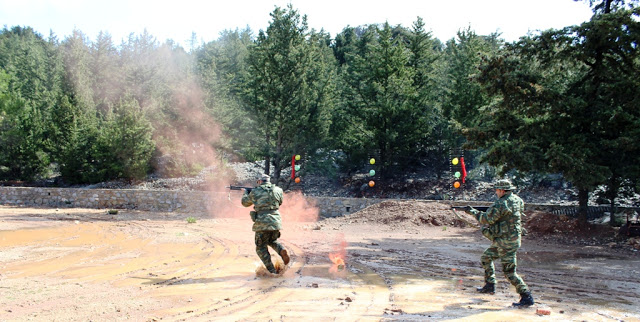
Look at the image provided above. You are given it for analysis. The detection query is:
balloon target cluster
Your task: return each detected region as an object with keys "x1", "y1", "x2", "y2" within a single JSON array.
[
  {"x1": 368, "y1": 158, "x2": 376, "y2": 187},
  {"x1": 450, "y1": 153, "x2": 467, "y2": 189},
  {"x1": 291, "y1": 154, "x2": 302, "y2": 183}
]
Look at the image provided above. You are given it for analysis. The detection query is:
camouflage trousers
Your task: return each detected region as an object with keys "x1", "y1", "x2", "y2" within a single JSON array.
[
  {"x1": 255, "y1": 230, "x2": 285, "y2": 273},
  {"x1": 481, "y1": 237, "x2": 529, "y2": 294}
]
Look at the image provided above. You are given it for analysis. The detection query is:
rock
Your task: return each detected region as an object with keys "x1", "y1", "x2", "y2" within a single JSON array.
[{"x1": 536, "y1": 308, "x2": 551, "y2": 315}]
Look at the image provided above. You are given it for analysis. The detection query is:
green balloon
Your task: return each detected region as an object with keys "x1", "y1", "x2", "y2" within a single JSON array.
[
  {"x1": 295, "y1": 165, "x2": 301, "y2": 171},
  {"x1": 454, "y1": 171, "x2": 461, "y2": 178},
  {"x1": 369, "y1": 169, "x2": 376, "y2": 176}
]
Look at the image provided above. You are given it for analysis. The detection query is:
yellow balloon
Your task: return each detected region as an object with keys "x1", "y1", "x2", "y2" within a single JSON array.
[
  {"x1": 369, "y1": 158, "x2": 376, "y2": 165},
  {"x1": 453, "y1": 181, "x2": 461, "y2": 188},
  {"x1": 295, "y1": 155, "x2": 301, "y2": 161},
  {"x1": 452, "y1": 158, "x2": 459, "y2": 165}
]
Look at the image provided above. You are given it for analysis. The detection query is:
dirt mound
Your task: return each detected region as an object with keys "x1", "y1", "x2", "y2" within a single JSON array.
[
  {"x1": 345, "y1": 200, "x2": 477, "y2": 228},
  {"x1": 525, "y1": 211, "x2": 581, "y2": 235}
]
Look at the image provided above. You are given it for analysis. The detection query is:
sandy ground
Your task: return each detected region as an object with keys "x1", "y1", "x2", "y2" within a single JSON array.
[{"x1": 1, "y1": 203, "x2": 640, "y2": 322}]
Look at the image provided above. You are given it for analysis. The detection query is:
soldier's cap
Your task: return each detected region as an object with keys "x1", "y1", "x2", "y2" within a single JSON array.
[
  {"x1": 493, "y1": 179, "x2": 516, "y2": 190},
  {"x1": 259, "y1": 173, "x2": 271, "y2": 182}
]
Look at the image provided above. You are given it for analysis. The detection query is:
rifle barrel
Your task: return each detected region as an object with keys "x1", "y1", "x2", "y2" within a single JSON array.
[
  {"x1": 452, "y1": 206, "x2": 490, "y2": 212},
  {"x1": 227, "y1": 185, "x2": 253, "y2": 192}
]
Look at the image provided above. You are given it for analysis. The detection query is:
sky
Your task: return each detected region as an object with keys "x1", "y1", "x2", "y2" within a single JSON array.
[{"x1": 0, "y1": 0, "x2": 595, "y2": 46}]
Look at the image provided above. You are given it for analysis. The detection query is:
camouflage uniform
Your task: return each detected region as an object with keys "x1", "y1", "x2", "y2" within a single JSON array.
[
  {"x1": 242, "y1": 179, "x2": 286, "y2": 273},
  {"x1": 470, "y1": 190, "x2": 530, "y2": 295}
]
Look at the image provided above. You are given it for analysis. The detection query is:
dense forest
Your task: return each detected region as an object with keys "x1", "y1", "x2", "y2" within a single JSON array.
[{"x1": 1, "y1": 0, "x2": 639, "y2": 221}]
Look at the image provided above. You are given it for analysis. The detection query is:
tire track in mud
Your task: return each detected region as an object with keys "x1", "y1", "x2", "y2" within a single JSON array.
[
  {"x1": 162, "y1": 240, "x2": 393, "y2": 321},
  {"x1": 2, "y1": 222, "x2": 155, "y2": 279},
  {"x1": 156, "y1": 241, "x2": 306, "y2": 320},
  {"x1": 146, "y1": 225, "x2": 241, "y2": 287},
  {"x1": 519, "y1": 268, "x2": 640, "y2": 302}
]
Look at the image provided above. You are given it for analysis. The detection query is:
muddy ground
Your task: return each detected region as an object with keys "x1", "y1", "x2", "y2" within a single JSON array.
[{"x1": 1, "y1": 201, "x2": 639, "y2": 321}]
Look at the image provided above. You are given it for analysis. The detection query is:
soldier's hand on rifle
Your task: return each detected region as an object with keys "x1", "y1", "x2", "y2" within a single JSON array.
[{"x1": 464, "y1": 205, "x2": 473, "y2": 212}]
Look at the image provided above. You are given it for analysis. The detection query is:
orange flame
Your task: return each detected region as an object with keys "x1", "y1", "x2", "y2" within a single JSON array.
[
  {"x1": 329, "y1": 253, "x2": 345, "y2": 273},
  {"x1": 329, "y1": 253, "x2": 345, "y2": 266},
  {"x1": 328, "y1": 234, "x2": 347, "y2": 273}
]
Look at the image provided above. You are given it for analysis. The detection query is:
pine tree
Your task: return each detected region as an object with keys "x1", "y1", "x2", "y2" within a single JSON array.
[
  {"x1": 469, "y1": 5, "x2": 640, "y2": 224},
  {"x1": 243, "y1": 5, "x2": 336, "y2": 181}
]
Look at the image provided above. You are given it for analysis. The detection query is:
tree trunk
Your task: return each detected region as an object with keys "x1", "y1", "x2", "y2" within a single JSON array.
[
  {"x1": 609, "y1": 197, "x2": 617, "y2": 226},
  {"x1": 577, "y1": 188, "x2": 589, "y2": 225},
  {"x1": 264, "y1": 133, "x2": 271, "y2": 176},
  {"x1": 604, "y1": 0, "x2": 612, "y2": 14},
  {"x1": 273, "y1": 157, "x2": 282, "y2": 183},
  {"x1": 607, "y1": 177, "x2": 619, "y2": 226},
  {"x1": 265, "y1": 156, "x2": 271, "y2": 176},
  {"x1": 273, "y1": 127, "x2": 283, "y2": 183}
]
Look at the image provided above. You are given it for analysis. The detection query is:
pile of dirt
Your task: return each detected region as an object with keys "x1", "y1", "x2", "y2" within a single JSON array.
[
  {"x1": 342, "y1": 200, "x2": 477, "y2": 228},
  {"x1": 340, "y1": 202, "x2": 639, "y2": 253},
  {"x1": 522, "y1": 211, "x2": 638, "y2": 252},
  {"x1": 524, "y1": 212, "x2": 581, "y2": 235}
]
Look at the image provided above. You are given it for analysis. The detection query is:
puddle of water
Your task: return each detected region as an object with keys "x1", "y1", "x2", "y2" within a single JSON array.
[{"x1": 299, "y1": 264, "x2": 348, "y2": 279}]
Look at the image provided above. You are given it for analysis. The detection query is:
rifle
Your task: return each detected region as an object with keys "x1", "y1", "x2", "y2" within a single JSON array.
[
  {"x1": 227, "y1": 185, "x2": 253, "y2": 193},
  {"x1": 451, "y1": 206, "x2": 490, "y2": 212}
]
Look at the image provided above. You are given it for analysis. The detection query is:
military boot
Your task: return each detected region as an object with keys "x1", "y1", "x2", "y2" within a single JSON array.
[
  {"x1": 476, "y1": 283, "x2": 495, "y2": 294},
  {"x1": 280, "y1": 249, "x2": 290, "y2": 265},
  {"x1": 512, "y1": 291, "x2": 534, "y2": 307},
  {"x1": 265, "y1": 263, "x2": 277, "y2": 274}
]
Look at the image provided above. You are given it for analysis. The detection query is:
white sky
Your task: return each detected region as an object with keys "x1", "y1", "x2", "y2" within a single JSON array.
[{"x1": 0, "y1": 0, "x2": 594, "y2": 45}]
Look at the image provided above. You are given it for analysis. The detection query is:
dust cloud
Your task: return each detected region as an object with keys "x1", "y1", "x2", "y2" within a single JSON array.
[{"x1": 204, "y1": 190, "x2": 320, "y2": 223}]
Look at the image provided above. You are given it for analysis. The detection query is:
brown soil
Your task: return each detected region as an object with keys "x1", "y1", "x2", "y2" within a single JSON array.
[{"x1": 1, "y1": 203, "x2": 639, "y2": 321}]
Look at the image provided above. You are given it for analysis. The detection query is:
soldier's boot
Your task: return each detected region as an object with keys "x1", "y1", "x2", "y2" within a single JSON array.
[
  {"x1": 265, "y1": 262, "x2": 277, "y2": 274},
  {"x1": 280, "y1": 249, "x2": 290, "y2": 265},
  {"x1": 512, "y1": 291, "x2": 534, "y2": 307},
  {"x1": 476, "y1": 283, "x2": 495, "y2": 294},
  {"x1": 263, "y1": 258, "x2": 278, "y2": 274}
]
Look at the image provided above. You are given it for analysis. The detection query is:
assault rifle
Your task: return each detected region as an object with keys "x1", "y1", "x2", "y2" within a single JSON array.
[
  {"x1": 451, "y1": 206, "x2": 490, "y2": 212},
  {"x1": 227, "y1": 185, "x2": 253, "y2": 193}
]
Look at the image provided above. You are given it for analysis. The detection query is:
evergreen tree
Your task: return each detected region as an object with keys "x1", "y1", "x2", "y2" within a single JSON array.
[
  {"x1": 469, "y1": 4, "x2": 640, "y2": 223},
  {"x1": 90, "y1": 31, "x2": 121, "y2": 112},
  {"x1": 61, "y1": 29, "x2": 95, "y2": 110},
  {"x1": 442, "y1": 28, "x2": 502, "y2": 130},
  {"x1": 100, "y1": 96, "x2": 155, "y2": 180},
  {"x1": 243, "y1": 5, "x2": 336, "y2": 181},
  {"x1": 0, "y1": 70, "x2": 48, "y2": 180},
  {"x1": 0, "y1": 27, "x2": 62, "y2": 180},
  {"x1": 338, "y1": 22, "x2": 419, "y2": 175},
  {"x1": 406, "y1": 17, "x2": 448, "y2": 176},
  {"x1": 195, "y1": 28, "x2": 256, "y2": 159}
]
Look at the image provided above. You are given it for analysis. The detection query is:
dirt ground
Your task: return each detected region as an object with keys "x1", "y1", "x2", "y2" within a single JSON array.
[{"x1": 1, "y1": 201, "x2": 640, "y2": 322}]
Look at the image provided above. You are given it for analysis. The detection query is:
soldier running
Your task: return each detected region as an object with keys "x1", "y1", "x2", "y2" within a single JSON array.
[
  {"x1": 466, "y1": 179, "x2": 535, "y2": 307},
  {"x1": 242, "y1": 173, "x2": 290, "y2": 274}
]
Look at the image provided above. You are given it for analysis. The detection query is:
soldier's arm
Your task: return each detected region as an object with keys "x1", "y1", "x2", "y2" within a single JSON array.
[
  {"x1": 241, "y1": 190, "x2": 254, "y2": 207},
  {"x1": 472, "y1": 200, "x2": 506, "y2": 225}
]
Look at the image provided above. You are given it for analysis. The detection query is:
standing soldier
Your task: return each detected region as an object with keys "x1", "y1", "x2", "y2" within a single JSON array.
[
  {"x1": 467, "y1": 179, "x2": 534, "y2": 307},
  {"x1": 242, "y1": 173, "x2": 290, "y2": 274}
]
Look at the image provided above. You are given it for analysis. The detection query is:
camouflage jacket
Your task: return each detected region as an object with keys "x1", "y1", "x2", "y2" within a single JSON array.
[
  {"x1": 470, "y1": 192, "x2": 524, "y2": 240},
  {"x1": 241, "y1": 182, "x2": 284, "y2": 231}
]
